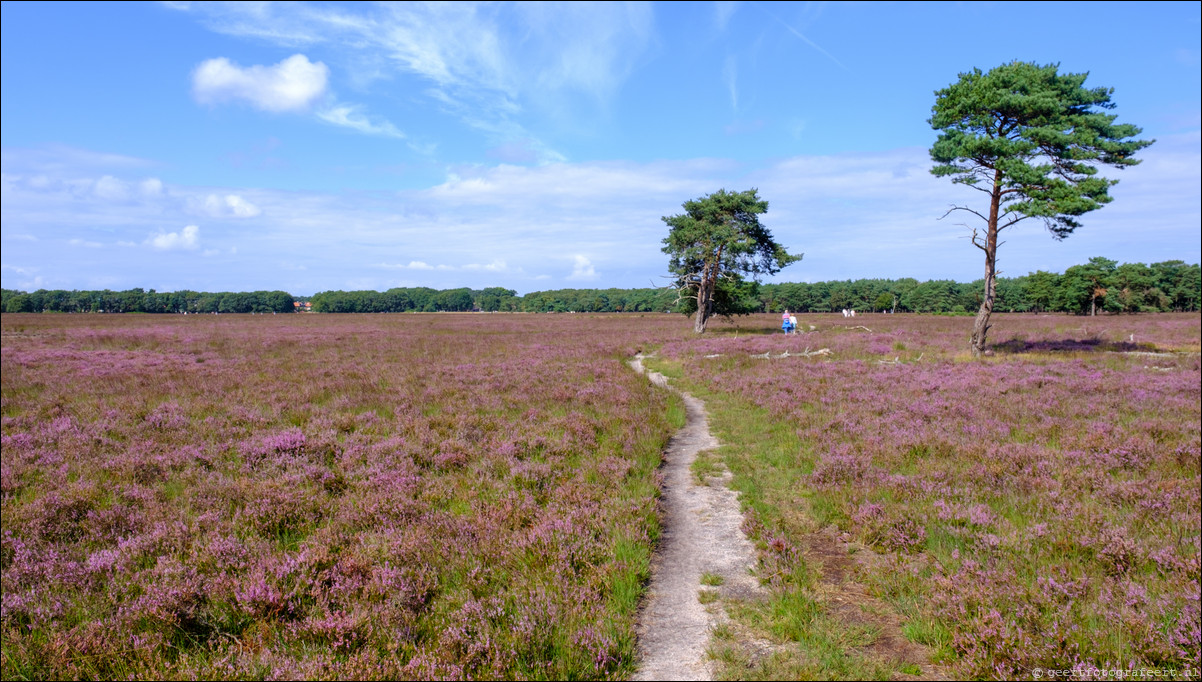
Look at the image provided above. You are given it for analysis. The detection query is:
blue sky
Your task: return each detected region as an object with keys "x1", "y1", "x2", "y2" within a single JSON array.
[{"x1": 2, "y1": 1, "x2": 1199, "y2": 296}]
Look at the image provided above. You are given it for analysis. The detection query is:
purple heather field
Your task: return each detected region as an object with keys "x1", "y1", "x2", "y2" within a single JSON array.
[
  {"x1": 1, "y1": 313, "x2": 687, "y2": 679},
  {"x1": 2, "y1": 311, "x2": 1199, "y2": 680},
  {"x1": 659, "y1": 312, "x2": 1200, "y2": 678}
]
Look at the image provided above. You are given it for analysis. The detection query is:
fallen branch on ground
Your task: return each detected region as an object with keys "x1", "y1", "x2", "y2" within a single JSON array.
[
  {"x1": 878, "y1": 357, "x2": 901, "y2": 365},
  {"x1": 878, "y1": 353, "x2": 923, "y2": 365},
  {"x1": 751, "y1": 347, "x2": 832, "y2": 359}
]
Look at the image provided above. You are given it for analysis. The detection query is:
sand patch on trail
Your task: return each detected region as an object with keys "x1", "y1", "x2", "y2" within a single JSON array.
[{"x1": 629, "y1": 354, "x2": 764, "y2": 681}]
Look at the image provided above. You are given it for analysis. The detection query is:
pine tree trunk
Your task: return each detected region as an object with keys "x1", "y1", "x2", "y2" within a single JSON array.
[
  {"x1": 970, "y1": 266, "x2": 995, "y2": 357},
  {"x1": 693, "y1": 282, "x2": 712, "y2": 333},
  {"x1": 970, "y1": 171, "x2": 1003, "y2": 358}
]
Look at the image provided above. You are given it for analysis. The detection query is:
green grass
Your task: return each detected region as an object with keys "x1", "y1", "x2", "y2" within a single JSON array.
[
  {"x1": 642, "y1": 353, "x2": 927, "y2": 680},
  {"x1": 691, "y1": 449, "x2": 726, "y2": 483},
  {"x1": 609, "y1": 535, "x2": 651, "y2": 618}
]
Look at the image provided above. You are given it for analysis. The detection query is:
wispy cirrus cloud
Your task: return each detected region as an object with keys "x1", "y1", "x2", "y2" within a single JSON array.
[
  {"x1": 171, "y1": 2, "x2": 656, "y2": 161},
  {"x1": 315, "y1": 105, "x2": 406, "y2": 139},
  {"x1": 0, "y1": 145, "x2": 154, "y2": 174},
  {"x1": 713, "y1": 1, "x2": 740, "y2": 31},
  {"x1": 722, "y1": 55, "x2": 739, "y2": 110}
]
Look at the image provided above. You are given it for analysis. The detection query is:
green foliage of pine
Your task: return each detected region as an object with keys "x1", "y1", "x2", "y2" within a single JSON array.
[
  {"x1": 930, "y1": 61, "x2": 1150, "y2": 238},
  {"x1": 929, "y1": 60, "x2": 1153, "y2": 355},
  {"x1": 661, "y1": 188, "x2": 802, "y2": 333}
]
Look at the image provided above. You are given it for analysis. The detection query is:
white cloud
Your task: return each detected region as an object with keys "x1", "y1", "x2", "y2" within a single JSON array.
[
  {"x1": 2, "y1": 163, "x2": 168, "y2": 211},
  {"x1": 567, "y1": 255, "x2": 598, "y2": 281},
  {"x1": 176, "y1": 3, "x2": 655, "y2": 155},
  {"x1": 3, "y1": 139, "x2": 1197, "y2": 293},
  {"x1": 463, "y1": 259, "x2": 516, "y2": 273},
  {"x1": 714, "y1": 1, "x2": 740, "y2": 31},
  {"x1": 140, "y1": 178, "x2": 164, "y2": 196},
  {"x1": 373, "y1": 261, "x2": 435, "y2": 270},
  {"x1": 373, "y1": 259, "x2": 519, "y2": 273},
  {"x1": 93, "y1": 175, "x2": 130, "y2": 201},
  {"x1": 0, "y1": 264, "x2": 48, "y2": 291},
  {"x1": 192, "y1": 193, "x2": 261, "y2": 218},
  {"x1": 193, "y1": 54, "x2": 329, "y2": 112},
  {"x1": 149, "y1": 225, "x2": 200, "y2": 251},
  {"x1": 1, "y1": 145, "x2": 154, "y2": 174},
  {"x1": 316, "y1": 105, "x2": 405, "y2": 138},
  {"x1": 722, "y1": 55, "x2": 738, "y2": 110}
]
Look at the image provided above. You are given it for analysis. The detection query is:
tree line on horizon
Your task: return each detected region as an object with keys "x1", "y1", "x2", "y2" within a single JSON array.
[
  {"x1": 0, "y1": 288, "x2": 296, "y2": 315},
  {"x1": 2, "y1": 257, "x2": 1198, "y2": 316}
]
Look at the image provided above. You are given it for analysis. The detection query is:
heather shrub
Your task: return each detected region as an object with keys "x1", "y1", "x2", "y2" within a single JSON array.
[
  {"x1": 657, "y1": 312, "x2": 1200, "y2": 677},
  {"x1": 1, "y1": 312, "x2": 687, "y2": 679}
]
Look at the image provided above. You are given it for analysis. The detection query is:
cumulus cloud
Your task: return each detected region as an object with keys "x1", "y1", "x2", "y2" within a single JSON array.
[
  {"x1": 140, "y1": 178, "x2": 164, "y2": 196},
  {"x1": 92, "y1": 175, "x2": 130, "y2": 201},
  {"x1": 192, "y1": 194, "x2": 261, "y2": 218},
  {"x1": 567, "y1": 255, "x2": 597, "y2": 281},
  {"x1": 193, "y1": 54, "x2": 329, "y2": 112},
  {"x1": 149, "y1": 225, "x2": 200, "y2": 251},
  {"x1": 92, "y1": 175, "x2": 164, "y2": 201}
]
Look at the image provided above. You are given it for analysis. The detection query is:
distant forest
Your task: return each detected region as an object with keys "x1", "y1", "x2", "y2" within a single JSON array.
[{"x1": 3, "y1": 257, "x2": 1199, "y2": 315}]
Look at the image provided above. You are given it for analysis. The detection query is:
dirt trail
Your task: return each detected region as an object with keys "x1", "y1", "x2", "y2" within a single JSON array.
[{"x1": 629, "y1": 354, "x2": 762, "y2": 681}]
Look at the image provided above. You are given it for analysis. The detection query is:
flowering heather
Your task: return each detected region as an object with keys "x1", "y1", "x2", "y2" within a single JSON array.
[
  {"x1": 658, "y1": 312, "x2": 1200, "y2": 678},
  {"x1": 1, "y1": 312, "x2": 688, "y2": 680}
]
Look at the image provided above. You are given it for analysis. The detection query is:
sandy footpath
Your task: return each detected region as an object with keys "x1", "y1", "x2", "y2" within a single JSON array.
[{"x1": 629, "y1": 355, "x2": 762, "y2": 681}]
